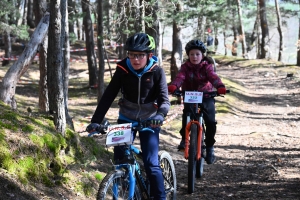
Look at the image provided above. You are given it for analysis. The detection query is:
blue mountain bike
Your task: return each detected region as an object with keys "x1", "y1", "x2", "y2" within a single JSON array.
[{"x1": 88, "y1": 120, "x2": 177, "y2": 200}]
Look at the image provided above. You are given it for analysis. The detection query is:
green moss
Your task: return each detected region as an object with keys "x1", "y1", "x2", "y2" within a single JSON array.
[
  {"x1": 22, "y1": 124, "x2": 35, "y2": 133},
  {"x1": 0, "y1": 120, "x2": 17, "y2": 131},
  {"x1": 29, "y1": 134, "x2": 45, "y2": 147},
  {"x1": 94, "y1": 173, "x2": 103, "y2": 182},
  {"x1": 76, "y1": 181, "x2": 93, "y2": 196},
  {"x1": 43, "y1": 133, "x2": 67, "y2": 155}
]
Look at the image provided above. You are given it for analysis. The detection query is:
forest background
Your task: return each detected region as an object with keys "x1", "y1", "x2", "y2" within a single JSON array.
[{"x1": 0, "y1": 0, "x2": 299, "y2": 199}]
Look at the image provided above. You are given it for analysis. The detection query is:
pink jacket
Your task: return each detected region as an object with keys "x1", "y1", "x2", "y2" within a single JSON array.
[{"x1": 170, "y1": 59, "x2": 224, "y2": 92}]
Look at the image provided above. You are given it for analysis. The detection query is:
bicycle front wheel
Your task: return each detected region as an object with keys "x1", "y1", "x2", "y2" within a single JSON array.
[
  {"x1": 188, "y1": 123, "x2": 198, "y2": 194},
  {"x1": 97, "y1": 170, "x2": 141, "y2": 200},
  {"x1": 159, "y1": 150, "x2": 177, "y2": 200},
  {"x1": 196, "y1": 125, "x2": 205, "y2": 178}
]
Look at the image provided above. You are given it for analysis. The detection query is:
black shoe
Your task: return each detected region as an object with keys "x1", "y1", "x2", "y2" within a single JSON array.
[
  {"x1": 178, "y1": 139, "x2": 185, "y2": 150},
  {"x1": 206, "y1": 146, "x2": 216, "y2": 164}
]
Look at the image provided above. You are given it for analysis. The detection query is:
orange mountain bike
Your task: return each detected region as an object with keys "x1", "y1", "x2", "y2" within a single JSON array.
[{"x1": 172, "y1": 89, "x2": 229, "y2": 193}]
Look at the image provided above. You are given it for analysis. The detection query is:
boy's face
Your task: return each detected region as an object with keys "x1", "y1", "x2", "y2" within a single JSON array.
[
  {"x1": 188, "y1": 49, "x2": 203, "y2": 65},
  {"x1": 127, "y1": 51, "x2": 153, "y2": 70}
]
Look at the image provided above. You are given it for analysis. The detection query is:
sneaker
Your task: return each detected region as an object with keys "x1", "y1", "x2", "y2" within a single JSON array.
[
  {"x1": 178, "y1": 139, "x2": 185, "y2": 150},
  {"x1": 206, "y1": 146, "x2": 216, "y2": 164}
]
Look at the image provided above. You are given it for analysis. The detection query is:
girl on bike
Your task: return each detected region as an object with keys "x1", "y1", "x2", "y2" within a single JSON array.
[
  {"x1": 168, "y1": 39, "x2": 227, "y2": 164},
  {"x1": 87, "y1": 33, "x2": 170, "y2": 200}
]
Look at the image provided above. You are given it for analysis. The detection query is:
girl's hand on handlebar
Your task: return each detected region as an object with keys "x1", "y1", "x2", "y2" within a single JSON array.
[
  {"x1": 168, "y1": 85, "x2": 177, "y2": 94},
  {"x1": 217, "y1": 86, "x2": 227, "y2": 95}
]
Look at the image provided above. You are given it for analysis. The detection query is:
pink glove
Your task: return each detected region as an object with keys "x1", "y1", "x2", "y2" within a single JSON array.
[
  {"x1": 168, "y1": 85, "x2": 177, "y2": 94},
  {"x1": 217, "y1": 87, "x2": 226, "y2": 95}
]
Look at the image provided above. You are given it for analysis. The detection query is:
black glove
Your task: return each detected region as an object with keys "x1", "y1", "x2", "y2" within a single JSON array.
[
  {"x1": 150, "y1": 113, "x2": 164, "y2": 126},
  {"x1": 86, "y1": 123, "x2": 104, "y2": 134}
]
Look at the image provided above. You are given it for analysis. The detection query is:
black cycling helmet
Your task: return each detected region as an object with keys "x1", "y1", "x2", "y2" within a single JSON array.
[
  {"x1": 124, "y1": 33, "x2": 155, "y2": 52},
  {"x1": 185, "y1": 39, "x2": 207, "y2": 55}
]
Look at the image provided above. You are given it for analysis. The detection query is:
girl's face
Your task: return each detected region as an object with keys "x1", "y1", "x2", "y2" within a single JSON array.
[
  {"x1": 188, "y1": 49, "x2": 203, "y2": 65},
  {"x1": 127, "y1": 51, "x2": 153, "y2": 70}
]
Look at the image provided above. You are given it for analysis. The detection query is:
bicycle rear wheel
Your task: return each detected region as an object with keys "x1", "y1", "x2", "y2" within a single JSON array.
[
  {"x1": 159, "y1": 150, "x2": 177, "y2": 200},
  {"x1": 97, "y1": 170, "x2": 141, "y2": 200},
  {"x1": 188, "y1": 123, "x2": 198, "y2": 194}
]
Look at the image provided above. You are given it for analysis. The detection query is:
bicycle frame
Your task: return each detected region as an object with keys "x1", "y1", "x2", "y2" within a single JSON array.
[
  {"x1": 113, "y1": 144, "x2": 151, "y2": 199},
  {"x1": 109, "y1": 121, "x2": 153, "y2": 200}
]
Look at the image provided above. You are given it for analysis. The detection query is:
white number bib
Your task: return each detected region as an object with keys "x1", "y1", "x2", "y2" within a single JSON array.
[
  {"x1": 105, "y1": 123, "x2": 133, "y2": 147},
  {"x1": 184, "y1": 91, "x2": 203, "y2": 103}
]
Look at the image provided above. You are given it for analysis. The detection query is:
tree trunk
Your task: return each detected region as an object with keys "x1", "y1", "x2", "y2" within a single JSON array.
[
  {"x1": 197, "y1": 14, "x2": 206, "y2": 42},
  {"x1": 170, "y1": 3, "x2": 182, "y2": 82},
  {"x1": 132, "y1": 0, "x2": 142, "y2": 32},
  {"x1": 236, "y1": 0, "x2": 247, "y2": 57},
  {"x1": 27, "y1": 0, "x2": 35, "y2": 28},
  {"x1": 22, "y1": 0, "x2": 28, "y2": 25},
  {"x1": 116, "y1": 0, "x2": 127, "y2": 59},
  {"x1": 145, "y1": 0, "x2": 160, "y2": 65},
  {"x1": 2, "y1": 30, "x2": 11, "y2": 66},
  {"x1": 231, "y1": 6, "x2": 238, "y2": 56},
  {"x1": 297, "y1": 12, "x2": 300, "y2": 65},
  {"x1": 258, "y1": 0, "x2": 269, "y2": 59},
  {"x1": 17, "y1": 0, "x2": 26, "y2": 26},
  {"x1": 34, "y1": 0, "x2": 49, "y2": 113},
  {"x1": 68, "y1": 0, "x2": 77, "y2": 39},
  {"x1": 62, "y1": 0, "x2": 74, "y2": 130},
  {"x1": 48, "y1": 0, "x2": 66, "y2": 135},
  {"x1": 274, "y1": 0, "x2": 283, "y2": 62},
  {"x1": 82, "y1": 0, "x2": 98, "y2": 87},
  {"x1": 97, "y1": 0, "x2": 105, "y2": 101},
  {"x1": 0, "y1": 12, "x2": 50, "y2": 107}
]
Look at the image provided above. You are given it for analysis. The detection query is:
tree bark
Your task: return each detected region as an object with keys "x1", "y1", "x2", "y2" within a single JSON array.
[
  {"x1": 2, "y1": 30, "x2": 11, "y2": 66},
  {"x1": 62, "y1": 0, "x2": 74, "y2": 130},
  {"x1": 274, "y1": 0, "x2": 283, "y2": 62},
  {"x1": 27, "y1": 0, "x2": 35, "y2": 28},
  {"x1": 82, "y1": 0, "x2": 98, "y2": 87},
  {"x1": 47, "y1": 0, "x2": 66, "y2": 135},
  {"x1": 0, "y1": 12, "x2": 50, "y2": 107},
  {"x1": 97, "y1": 0, "x2": 105, "y2": 101},
  {"x1": 170, "y1": 3, "x2": 182, "y2": 82},
  {"x1": 236, "y1": 0, "x2": 247, "y2": 57},
  {"x1": 258, "y1": 0, "x2": 269, "y2": 59},
  {"x1": 145, "y1": 0, "x2": 160, "y2": 65},
  {"x1": 34, "y1": 0, "x2": 49, "y2": 113}
]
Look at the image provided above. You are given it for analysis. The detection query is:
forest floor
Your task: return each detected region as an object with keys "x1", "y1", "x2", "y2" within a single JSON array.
[
  {"x1": 0, "y1": 46, "x2": 300, "y2": 199},
  {"x1": 163, "y1": 60, "x2": 300, "y2": 199}
]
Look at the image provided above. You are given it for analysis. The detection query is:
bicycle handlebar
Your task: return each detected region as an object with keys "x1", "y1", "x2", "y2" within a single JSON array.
[{"x1": 87, "y1": 120, "x2": 154, "y2": 137}]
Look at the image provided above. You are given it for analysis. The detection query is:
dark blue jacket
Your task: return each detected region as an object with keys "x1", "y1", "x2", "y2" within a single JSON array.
[{"x1": 91, "y1": 56, "x2": 170, "y2": 123}]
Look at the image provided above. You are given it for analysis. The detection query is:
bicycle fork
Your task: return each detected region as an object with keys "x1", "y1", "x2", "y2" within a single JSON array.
[{"x1": 184, "y1": 112, "x2": 204, "y2": 160}]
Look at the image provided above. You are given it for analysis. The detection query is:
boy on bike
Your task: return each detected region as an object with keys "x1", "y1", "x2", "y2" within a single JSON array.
[
  {"x1": 168, "y1": 39, "x2": 227, "y2": 164},
  {"x1": 86, "y1": 33, "x2": 170, "y2": 199}
]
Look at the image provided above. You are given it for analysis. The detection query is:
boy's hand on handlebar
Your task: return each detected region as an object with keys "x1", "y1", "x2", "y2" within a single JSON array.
[
  {"x1": 168, "y1": 85, "x2": 177, "y2": 94},
  {"x1": 217, "y1": 86, "x2": 227, "y2": 95},
  {"x1": 150, "y1": 113, "x2": 164, "y2": 128},
  {"x1": 86, "y1": 123, "x2": 105, "y2": 134}
]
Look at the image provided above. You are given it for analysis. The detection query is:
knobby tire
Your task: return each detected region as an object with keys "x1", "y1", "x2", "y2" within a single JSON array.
[
  {"x1": 196, "y1": 125, "x2": 205, "y2": 178},
  {"x1": 97, "y1": 170, "x2": 141, "y2": 200},
  {"x1": 188, "y1": 123, "x2": 198, "y2": 194},
  {"x1": 159, "y1": 150, "x2": 177, "y2": 200}
]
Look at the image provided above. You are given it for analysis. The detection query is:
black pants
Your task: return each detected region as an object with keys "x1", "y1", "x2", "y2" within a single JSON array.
[{"x1": 179, "y1": 97, "x2": 216, "y2": 147}]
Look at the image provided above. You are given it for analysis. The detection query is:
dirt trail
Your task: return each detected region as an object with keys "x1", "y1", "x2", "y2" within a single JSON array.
[{"x1": 159, "y1": 63, "x2": 300, "y2": 199}]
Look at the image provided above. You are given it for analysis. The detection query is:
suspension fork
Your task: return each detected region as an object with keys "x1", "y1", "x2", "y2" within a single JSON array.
[{"x1": 184, "y1": 104, "x2": 203, "y2": 160}]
